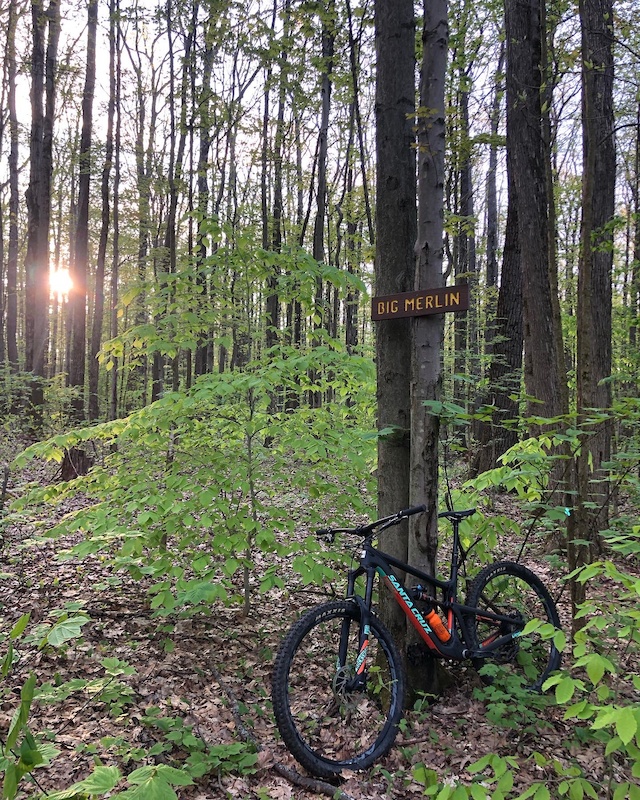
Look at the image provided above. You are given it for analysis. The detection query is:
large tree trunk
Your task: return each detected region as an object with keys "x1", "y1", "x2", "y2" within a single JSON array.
[
  {"x1": 504, "y1": 0, "x2": 566, "y2": 423},
  {"x1": 374, "y1": 0, "x2": 415, "y2": 659},
  {"x1": 406, "y1": 0, "x2": 449, "y2": 697},
  {"x1": 569, "y1": 0, "x2": 615, "y2": 627}
]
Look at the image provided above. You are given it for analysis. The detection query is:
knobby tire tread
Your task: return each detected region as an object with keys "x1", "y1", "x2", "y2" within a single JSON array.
[
  {"x1": 271, "y1": 600, "x2": 406, "y2": 779},
  {"x1": 465, "y1": 560, "x2": 561, "y2": 691}
]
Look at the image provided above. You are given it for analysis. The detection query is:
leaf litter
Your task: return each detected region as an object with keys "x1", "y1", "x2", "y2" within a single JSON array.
[{"x1": 1, "y1": 455, "x2": 637, "y2": 799}]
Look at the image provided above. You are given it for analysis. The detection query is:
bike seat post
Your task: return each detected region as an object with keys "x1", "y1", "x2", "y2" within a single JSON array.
[{"x1": 449, "y1": 516, "x2": 462, "y2": 582}]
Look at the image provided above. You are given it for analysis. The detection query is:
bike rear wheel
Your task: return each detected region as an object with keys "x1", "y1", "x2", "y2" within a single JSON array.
[
  {"x1": 271, "y1": 600, "x2": 405, "y2": 779},
  {"x1": 466, "y1": 561, "x2": 561, "y2": 691}
]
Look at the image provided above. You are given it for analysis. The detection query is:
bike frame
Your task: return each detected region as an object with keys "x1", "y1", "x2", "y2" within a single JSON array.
[{"x1": 344, "y1": 510, "x2": 525, "y2": 668}]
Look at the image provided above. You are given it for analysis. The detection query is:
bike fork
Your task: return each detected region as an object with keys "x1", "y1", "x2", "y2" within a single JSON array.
[{"x1": 336, "y1": 568, "x2": 375, "y2": 690}]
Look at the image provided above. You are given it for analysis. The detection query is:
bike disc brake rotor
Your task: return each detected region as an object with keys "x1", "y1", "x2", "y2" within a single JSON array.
[{"x1": 331, "y1": 664, "x2": 363, "y2": 712}]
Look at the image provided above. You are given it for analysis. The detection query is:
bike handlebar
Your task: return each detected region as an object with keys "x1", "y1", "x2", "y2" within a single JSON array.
[
  {"x1": 316, "y1": 504, "x2": 428, "y2": 540},
  {"x1": 399, "y1": 504, "x2": 428, "y2": 518}
]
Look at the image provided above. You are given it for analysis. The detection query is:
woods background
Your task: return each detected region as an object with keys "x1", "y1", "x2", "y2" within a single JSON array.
[{"x1": 0, "y1": 0, "x2": 636, "y2": 432}]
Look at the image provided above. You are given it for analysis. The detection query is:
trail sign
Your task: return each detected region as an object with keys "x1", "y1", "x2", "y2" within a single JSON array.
[{"x1": 371, "y1": 284, "x2": 469, "y2": 321}]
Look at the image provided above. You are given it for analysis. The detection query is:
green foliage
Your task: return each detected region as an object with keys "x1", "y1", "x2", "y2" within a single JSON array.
[
  {"x1": 141, "y1": 708, "x2": 258, "y2": 779},
  {"x1": 12, "y1": 344, "x2": 376, "y2": 618},
  {"x1": 44, "y1": 766, "x2": 122, "y2": 800},
  {"x1": 100, "y1": 238, "x2": 369, "y2": 380},
  {"x1": 0, "y1": 609, "x2": 89, "y2": 799},
  {"x1": 542, "y1": 548, "x2": 640, "y2": 797}
]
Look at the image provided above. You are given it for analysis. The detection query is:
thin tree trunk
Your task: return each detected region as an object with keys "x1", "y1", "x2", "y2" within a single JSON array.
[
  {"x1": 25, "y1": 0, "x2": 60, "y2": 420},
  {"x1": 485, "y1": 44, "x2": 504, "y2": 295},
  {"x1": 69, "y1": 0, "x2": 97, "y2": 422},
  {"x1": 109, "y1": 0, "x2": 121, "y2": 421},
  {"x1": 88, "y1": 0, "x2": 115, "y2": 420},
  {"x1": 6, "y1": 0, "x2": 20, "y2": 372},
  {"x1": 309, "y1": 1, "x2": 335, "y2": 408},
  {"x1": 194, "y1": 18, "x2": 215, "y2": 378}
]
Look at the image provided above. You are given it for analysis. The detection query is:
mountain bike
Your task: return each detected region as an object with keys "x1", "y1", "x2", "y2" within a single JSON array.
[{"x1": 271, "y1": 505, "x2": 562, "y2": 779}]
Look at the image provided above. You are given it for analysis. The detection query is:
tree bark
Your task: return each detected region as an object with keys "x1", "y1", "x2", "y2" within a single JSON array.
[
  {"x1": 471, "y1": 169, "x2": 523, "y2": 475},
  {"x1": 69, "y1": 0, "x2": 97, "y2": 422},
  {"x1": 569, "y1": 0, "x2": 615, "y2": 627},
  {"x1": 5, "y1": 0, "x2": 20, "y2": 373},
  {"x1": 88, "y1": 0, "x2": 116, "y2": 421},
  {"x1": 374, "y1": 0, "x2": 415, "y2": 657},
  {"x1": 309, "y1": 1, "x2": 335, "y2": 408},
  {"x1": 504, "y1": 0, "x2": 566, "y2": 423},
  {"x1": 406, "y1": 0, "x2": 449, "y2": 696},
  {"x1": 25, "y1": 0, "x2": 60, "y2": 420}
]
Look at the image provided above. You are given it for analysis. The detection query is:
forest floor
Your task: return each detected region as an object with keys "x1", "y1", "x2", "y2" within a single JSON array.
[{"x1": 0, "y1": 441, "x2": 636, "y2": 800}]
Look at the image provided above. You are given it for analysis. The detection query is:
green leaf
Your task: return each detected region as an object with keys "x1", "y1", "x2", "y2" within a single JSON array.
[
  {"x1": 115, "y1": 780, "x2": 177, "y2": 800},
  {"x1": 569, "y1": 779, "x2": 584, "y2": 800},
  {"x1": 126, "y1": 764, "x2": 193, "y2": 788},
  {"x1": 43, "y1": 616, "x2": 89, "y2": 648},
  {"x1": 44, "y1": 767, "x2": 122, "y2": 799},
  {"x1": 615, "y1": 706, "x2": 638, "y2": 745},
  {"x1": 10, "y1": 614, "x2": 31, "y2": 640},
  {"x1": 6, "y1": 675, "x2": 36, "y2": 751},
  {"x1": 2, "y1": 763, "x2": 18, "y2": 800},
  {"x1": 555, "y1": 676, "x2": 576, "y2": 704},
  {"x1": 629, "y1": 782, "x2": 640, "y2": 800},
  {"x1": 585, "y1": 655, "x2": 605, "y2": 685}
]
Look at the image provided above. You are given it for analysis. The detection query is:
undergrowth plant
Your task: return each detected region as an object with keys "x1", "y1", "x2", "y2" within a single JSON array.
[
  {"x1": 413, "y1": 401, "x2": 640, "y2": 799},
  {"x1": 12, "y1": 343, "x2": 377, "y2": 619},
  {"x1": 3, "y1": 341, "x2": 377, "y2": 797}
]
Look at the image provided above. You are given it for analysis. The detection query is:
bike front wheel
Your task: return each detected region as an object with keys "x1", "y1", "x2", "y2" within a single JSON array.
[
  {"x1": 271, "y1": 600, "x2": 406, "y2": 779},
  {"x1": 466, "y1": 561, "x2": 562, "y2": 691}
]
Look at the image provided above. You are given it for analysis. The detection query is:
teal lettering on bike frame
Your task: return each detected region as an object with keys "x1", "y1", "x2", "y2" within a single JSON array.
[
  {"x1": 355, "y1": 624, "x2": 371, "y2": 674},
  {"x1": 377, "y1": 569, "x2": 441, "y2": 652}
]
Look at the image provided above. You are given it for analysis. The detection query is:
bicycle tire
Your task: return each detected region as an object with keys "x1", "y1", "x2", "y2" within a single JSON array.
[
  {"x1": 466, "y1": 561, "x2": 561, "y2": 691},
  {"x1": 271, "y1": 600, "x2": 406, "y2": 778}
]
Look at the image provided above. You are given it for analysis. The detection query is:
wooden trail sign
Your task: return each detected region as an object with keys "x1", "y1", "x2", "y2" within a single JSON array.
[{"x1": 371, "y1": 284, "x2": 469, "y2": 321}]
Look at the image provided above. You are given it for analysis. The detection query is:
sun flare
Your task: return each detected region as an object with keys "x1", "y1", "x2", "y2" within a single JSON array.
[{"x1": 50, "y1": 268, "x2": 73, "y2": 301}]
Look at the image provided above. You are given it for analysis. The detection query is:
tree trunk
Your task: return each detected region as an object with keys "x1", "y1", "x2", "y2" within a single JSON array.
[
  {"x1": 374, "y1": 0, "x2": 415, "y2": 658},
  {"x1": 453, "y1": 84, "x2": 477, "y2": 423},
  {"x1": 69, "y1": 0, "x2": 97, "y2": 423},
  {"x1": 471, "y1": 170, "x2": 523, "y2": 475},
  {"x1": 309, "y1": 1, "x2": 335, "y2": 408},
  {"x1": 25, "y1": 0, "x2": 60, "y2": 420},
  {"x1": 194, "y1": 19, "x2": 215, "y2": 379},
  {"x1": 485, "y1": 44, "x2": 504, "y2": 295},
  {"x1": 569, "y1": 0, "x2": 615, "y2": 627},
  {"x1": 88, "y1": 0, "x2": 116, "y2": 421},
  {"x1": 108, "y1": 0, "x2": 122, "y2": 421},
  {"x1": 504, "y1": 0, "x2": 566, "y2": 423},
  {"x1": 407, "y1": 0, "x2": 449, "y2": 697},
  {"x1": 6, "y1": 0, "x2": 20, "y2": 373}
]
